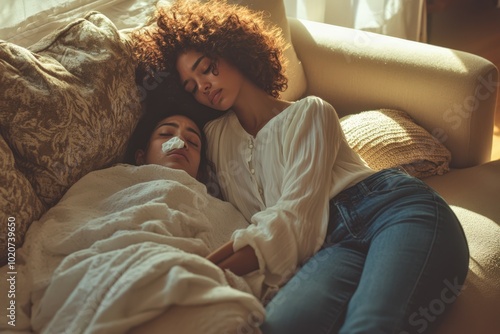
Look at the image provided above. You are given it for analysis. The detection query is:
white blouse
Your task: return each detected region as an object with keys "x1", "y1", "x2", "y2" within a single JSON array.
[{"x1": 204, "y1": 96, "x2": 375, "y2": 286}]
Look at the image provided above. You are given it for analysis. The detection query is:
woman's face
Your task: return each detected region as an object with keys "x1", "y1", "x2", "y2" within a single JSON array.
[
  {"x1": 176, "y1": 50, "x2": 244, "y2": 111},
  {"x1": 135, "y1": 114, "x2": 202, "y2": 179}
]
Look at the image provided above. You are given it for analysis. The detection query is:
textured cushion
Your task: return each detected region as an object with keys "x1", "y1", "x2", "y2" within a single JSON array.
[
  {"x1": 340, "y1": 109, "x2": 451, "y2": 178},
  {"x1": 0, "y1": 11, "x2": 142, "y2": 264}
]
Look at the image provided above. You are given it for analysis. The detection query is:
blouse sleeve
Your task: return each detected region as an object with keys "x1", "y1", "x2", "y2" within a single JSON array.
[{"x1": 231, "y1": 97, "x2": 342, "y2": 285}]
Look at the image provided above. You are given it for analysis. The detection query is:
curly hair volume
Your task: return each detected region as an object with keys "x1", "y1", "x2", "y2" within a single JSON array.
[{"x1": 132, "y1": 0, "x2": 288, "y2": 98}]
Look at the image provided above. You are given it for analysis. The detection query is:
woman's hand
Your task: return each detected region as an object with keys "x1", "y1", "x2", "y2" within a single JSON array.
[
  {"x1": 206, "y1": 240, "x2": 259, "y2": 276},
  {"x1": 206, "y1": 240, "x2": 234, "y2": 264}
]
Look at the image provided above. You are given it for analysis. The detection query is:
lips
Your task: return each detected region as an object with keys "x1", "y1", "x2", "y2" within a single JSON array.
[
  {"x1": 167, "y1": 149, "x2": 188, "y2": 161},
  {"x1": 209, "y1": 88, "x2": 222, "y2": 105}
]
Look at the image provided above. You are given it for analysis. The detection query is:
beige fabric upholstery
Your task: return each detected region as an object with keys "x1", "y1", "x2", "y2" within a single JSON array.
[
  {"x1": 288, "y1": 18, "x2": 497, "y2": 168},
  {"x1": 425, "y1": 160, "x2": 500, "y2": 221},
  {"x1": 425, "y1": 160, "x2": 500, "y2": 333}
]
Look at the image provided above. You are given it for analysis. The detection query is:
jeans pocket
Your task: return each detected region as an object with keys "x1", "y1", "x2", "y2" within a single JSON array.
[{"x1": 335, "y1": 199, "x2": 367, "y2": 239}]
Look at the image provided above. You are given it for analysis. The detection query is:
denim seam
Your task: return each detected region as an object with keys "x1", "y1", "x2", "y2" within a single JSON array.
[
  {"x1": 390, "y1": 192, "x2": 441, "y2": 334},
  {"x1": 325, "y1": 299, "x2": 350, "y2": 334}
]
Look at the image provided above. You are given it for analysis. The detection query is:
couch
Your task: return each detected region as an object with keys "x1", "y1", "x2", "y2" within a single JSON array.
[
  {"x1": 0, "y1": 0, "x2": 498, "y2": 333},
  {"x1": 284, "y1": 6, "x2": 500, "y2": 334},
  {"x1": 285, "y1": 6, "x2": 500, "y2": 334}
]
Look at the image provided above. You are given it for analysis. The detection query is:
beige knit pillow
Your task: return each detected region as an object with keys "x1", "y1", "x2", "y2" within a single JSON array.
[{"x1": 340, "y1": 109, "x2": 451, "y2": 178}]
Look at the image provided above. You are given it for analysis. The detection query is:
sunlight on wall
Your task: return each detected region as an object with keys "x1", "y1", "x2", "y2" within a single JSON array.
[{"x1": 284, "y1": 0, "x2": 427, "y2": 42}]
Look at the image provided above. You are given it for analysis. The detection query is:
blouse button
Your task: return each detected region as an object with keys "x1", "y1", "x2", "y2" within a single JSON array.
[
  {"x1": 250, "y1": 168, "x2": 255, "y2": 174},
  {"x1": 249, "y1": 143, "x2": 254, "y2": 149}
]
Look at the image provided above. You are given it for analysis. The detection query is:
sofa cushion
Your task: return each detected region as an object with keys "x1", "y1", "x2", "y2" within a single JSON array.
[
  {"x1": 424, "y1": 160, "x2": 500, "y2": 333},
  {"x1": 340, "y1": 109, "x2": 452, "y2": 178},
  {"x1": 0, "y1": 11, "x2": 142, "y2": 264}
]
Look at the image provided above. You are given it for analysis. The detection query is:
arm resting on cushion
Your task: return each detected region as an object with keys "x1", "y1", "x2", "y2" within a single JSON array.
[{"x1": 288, "y1": 18, "x2": 498, "y2": 168}]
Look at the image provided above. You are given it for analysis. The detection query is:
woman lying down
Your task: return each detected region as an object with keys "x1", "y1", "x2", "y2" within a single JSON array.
[{"x1": 0, "y1": 96, "x2": 266, "y2": 334}]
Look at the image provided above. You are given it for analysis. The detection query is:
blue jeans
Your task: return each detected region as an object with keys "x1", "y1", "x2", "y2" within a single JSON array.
[{"x1": 260, "y1": 168, "x2": 469, "y2": 334}]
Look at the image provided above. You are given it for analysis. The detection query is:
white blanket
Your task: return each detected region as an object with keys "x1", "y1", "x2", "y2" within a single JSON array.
[{"x1": 0, "y1": 164, "x2": 265, "y2": 334}]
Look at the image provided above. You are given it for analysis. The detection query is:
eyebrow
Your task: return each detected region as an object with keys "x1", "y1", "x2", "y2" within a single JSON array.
[
  {"x1": 155, "y1": 122, "x2": 202, "y2": 141},
  {"x1": 182, "y1": 55, "x2": 205, "y2": 89}
]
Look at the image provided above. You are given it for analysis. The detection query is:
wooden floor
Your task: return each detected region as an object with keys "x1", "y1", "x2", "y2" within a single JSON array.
[{"x1": 427, "y1": 0, "x2": 500, "y2": 161}]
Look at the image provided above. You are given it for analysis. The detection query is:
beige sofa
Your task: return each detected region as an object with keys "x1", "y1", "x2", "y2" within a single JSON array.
[
  {"x1": 0, "y1": 0, "x2": 498, "y2": 332},
  {"x1": 282, "y1": 6, "x2": 500, "y2": 334}
]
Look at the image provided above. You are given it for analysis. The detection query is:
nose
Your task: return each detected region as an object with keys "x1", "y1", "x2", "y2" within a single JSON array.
[
  {"x1": 200, "y1": 81, "x2": 211, "y2": 95},
  {"x1": 176, "y1": 135, "x2": 188, "y2": 148},
  {"x1": 162, "y1": 136, "x2": 186, "y2": 154}
]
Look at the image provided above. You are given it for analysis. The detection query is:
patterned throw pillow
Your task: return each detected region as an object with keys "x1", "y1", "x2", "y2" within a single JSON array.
[
  {"x1": 0, "y1": 11, "x2": 143, "y2": 264},
  {"x1": 340, "y1": 109, "x2": 452, "y2": 178},
  {"x1": 0, "y1": 136, "x2": 46, "y2": 266}
]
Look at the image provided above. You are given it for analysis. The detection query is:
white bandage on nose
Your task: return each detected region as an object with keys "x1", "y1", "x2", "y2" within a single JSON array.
[{"x1": 162, "y1": 136, "x2": 185, "y2": 153}]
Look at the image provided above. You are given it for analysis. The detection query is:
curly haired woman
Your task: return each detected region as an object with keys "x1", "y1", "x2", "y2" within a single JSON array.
[{"x1": 132, "y1": 1, "x2": 469, "y2": 333}]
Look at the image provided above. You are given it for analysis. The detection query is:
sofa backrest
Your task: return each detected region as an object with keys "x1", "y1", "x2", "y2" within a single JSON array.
[{"x1": 287, "y1": 17, "x2": 498, "y2": 168}]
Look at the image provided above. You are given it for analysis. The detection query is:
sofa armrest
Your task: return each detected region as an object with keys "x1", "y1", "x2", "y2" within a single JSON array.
[{"x1": 288, "y1": 18, "x2": 498, "y2": 168}]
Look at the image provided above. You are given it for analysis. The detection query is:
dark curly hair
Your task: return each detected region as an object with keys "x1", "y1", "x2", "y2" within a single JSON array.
[{"x1": 132, "y1": 0, "x2": 288, "y2": 98}]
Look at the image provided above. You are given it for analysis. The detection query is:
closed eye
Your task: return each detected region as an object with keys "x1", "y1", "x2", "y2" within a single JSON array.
[
  {"x1": 159, "y1": 133, "x2": 174, "y2": 137},
  {"x1": 203, "y1": 63, "x2": 213, "y2": 75}
]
